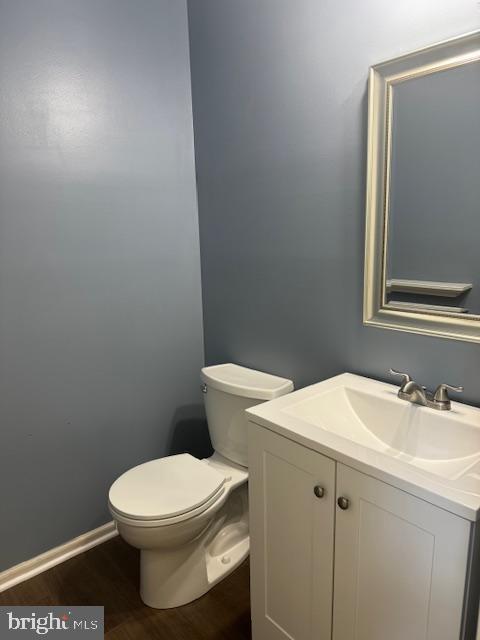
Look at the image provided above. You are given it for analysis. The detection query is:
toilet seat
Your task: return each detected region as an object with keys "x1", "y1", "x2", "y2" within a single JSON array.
[
  {"x1": 108, "y1": 454, "x2": 226, "y2": 523},
  {"x1": 110, "y1": 485, "x2": 226, "y2": 528}
]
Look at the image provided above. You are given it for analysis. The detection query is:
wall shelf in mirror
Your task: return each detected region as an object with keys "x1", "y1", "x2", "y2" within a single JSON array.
[
  {"x1": 385, "y1": 279, "x2": 472, "y2": 298},
  {"x1": 385, "y1": 301, "x2": 469, "y2": 315}
]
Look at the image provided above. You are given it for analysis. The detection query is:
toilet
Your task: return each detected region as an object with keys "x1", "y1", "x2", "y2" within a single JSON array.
[{"x1": 108, "y1": 363, "x2": 293, "y2": 609}]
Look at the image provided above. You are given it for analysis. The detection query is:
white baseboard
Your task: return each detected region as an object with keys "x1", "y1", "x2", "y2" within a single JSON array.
[{"x1": 0, "y1": 521, "x2": 118, "y2": 593}]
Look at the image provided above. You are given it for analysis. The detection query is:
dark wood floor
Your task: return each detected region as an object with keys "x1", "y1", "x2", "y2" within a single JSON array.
[{"x1": 0, "y1": 537, "x2": 252, "y2": 639}]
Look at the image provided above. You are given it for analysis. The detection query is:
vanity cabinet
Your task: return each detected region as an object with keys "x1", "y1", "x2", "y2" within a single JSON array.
[{"x1": 249, "y1": 424, "x2": 473, "y2": 640}]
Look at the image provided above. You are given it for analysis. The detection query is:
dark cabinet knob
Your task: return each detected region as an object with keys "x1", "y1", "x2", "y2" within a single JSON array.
[
  {"x1": 337, "y1": 496, "x2": 350, "y2": 510},
  {"x1": 313, "y1": 485, "x2": 325, "y2": 499}
]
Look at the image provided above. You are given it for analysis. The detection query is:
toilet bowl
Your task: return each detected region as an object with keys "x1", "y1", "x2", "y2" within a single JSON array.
[{"x1": 109, "y1": 363, "x2": 293, "y2": 609}]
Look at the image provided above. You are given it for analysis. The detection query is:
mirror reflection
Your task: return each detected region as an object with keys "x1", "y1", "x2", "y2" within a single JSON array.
[{"x1": 385, "y1": 61, "x2": 480, "y2": 316}]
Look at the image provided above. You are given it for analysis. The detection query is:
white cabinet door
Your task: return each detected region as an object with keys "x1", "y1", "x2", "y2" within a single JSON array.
[
  {"x1": 248, "y1": 424, "x2": 335, "y2": 640},
  {"x1": 333, "y1": 464, "x2": 471, "y2": 640}
]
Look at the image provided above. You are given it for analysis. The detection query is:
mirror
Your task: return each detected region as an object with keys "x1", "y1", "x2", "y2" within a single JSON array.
[{"x1": 364, "y1": 30, "x2": 480, "y2": 343}]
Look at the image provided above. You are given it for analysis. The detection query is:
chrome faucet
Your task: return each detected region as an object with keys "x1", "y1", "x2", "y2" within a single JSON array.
[{"x1": 389, "y1": 369, "x2": 463, "y2": 411}]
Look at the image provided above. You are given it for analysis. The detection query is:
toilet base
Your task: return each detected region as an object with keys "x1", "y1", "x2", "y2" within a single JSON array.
[{"x1": 140, "y1": 484, "x2": 249, "y2": 609}]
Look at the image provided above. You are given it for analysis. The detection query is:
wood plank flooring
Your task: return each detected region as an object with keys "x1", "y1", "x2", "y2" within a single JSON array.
[{"x1": 0, "y1": 537, "x2": 252, "y2": 639}]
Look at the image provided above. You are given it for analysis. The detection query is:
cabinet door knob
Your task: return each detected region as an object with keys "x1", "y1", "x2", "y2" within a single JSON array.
[
  {"x1": 313, "y1": 485, "x2": 325, "y2": 498},
  {"x1": 337, "y1": 496, "x2": 350, "y2": 510}
]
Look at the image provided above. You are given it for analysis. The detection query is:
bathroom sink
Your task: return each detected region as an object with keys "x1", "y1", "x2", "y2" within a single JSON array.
[
  {"x1": 284, "y1": 385, "x2": 480, "y2": 465},
  {"x1": 246, "y1": 373, "x2": 480, "y2": 519}
]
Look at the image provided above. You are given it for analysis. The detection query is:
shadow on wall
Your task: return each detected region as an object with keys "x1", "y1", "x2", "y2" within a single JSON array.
[{"x1": 168, "y1": 404, "x2": 213, "y2": 459}]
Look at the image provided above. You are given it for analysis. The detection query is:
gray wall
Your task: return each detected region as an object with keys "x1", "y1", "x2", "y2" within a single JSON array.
[
  {"x1": 388, "y1": 62, "x2": 480, "y2": 312},
  {"x1": 188, "y1": 1, "x2": 480, "y2": 405},
  {"x1": 0, "y1": 0, "x2": 204, "y2": 571}
]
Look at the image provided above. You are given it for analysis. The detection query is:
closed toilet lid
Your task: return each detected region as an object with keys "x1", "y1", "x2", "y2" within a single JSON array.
[{"x1": 109, "y1": 454, "x2": 225, "y2": 521}]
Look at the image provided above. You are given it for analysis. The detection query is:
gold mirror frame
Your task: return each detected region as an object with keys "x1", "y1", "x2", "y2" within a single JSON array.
[{"x1": 363, "y1": 30, "x2": 480, "y2": 343}]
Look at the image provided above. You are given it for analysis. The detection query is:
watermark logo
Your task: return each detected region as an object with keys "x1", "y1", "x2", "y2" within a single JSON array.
[{"x1": 0, "y1": 607, "x2": 103, "y2": 638}]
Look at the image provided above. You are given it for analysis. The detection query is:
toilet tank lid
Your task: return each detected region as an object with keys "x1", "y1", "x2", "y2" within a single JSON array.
[{"x1": 201, "y1": 363, "x2": 293, "y2": 400}]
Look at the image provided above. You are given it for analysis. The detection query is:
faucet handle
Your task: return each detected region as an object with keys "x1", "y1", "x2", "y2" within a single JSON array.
[
  {"x1": 389, "y1": 369, "x2": 412, "y2": 389},
  {"x1": 433, "y1": 383, "x2": 464, "y2": 404}
]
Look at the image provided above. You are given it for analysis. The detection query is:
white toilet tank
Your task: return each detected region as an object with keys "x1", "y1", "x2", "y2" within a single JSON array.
[{"x1": 201, "y1": 363, "x2": 293, "y2": 467}]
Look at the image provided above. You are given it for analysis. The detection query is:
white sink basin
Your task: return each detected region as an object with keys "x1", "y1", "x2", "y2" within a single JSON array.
[
  {"x1": 246, "y1": 373, "x2": 480, "y2": 520},
  {"x1": 285, "y1": 385, "x2": 480, "y2": 468}
]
